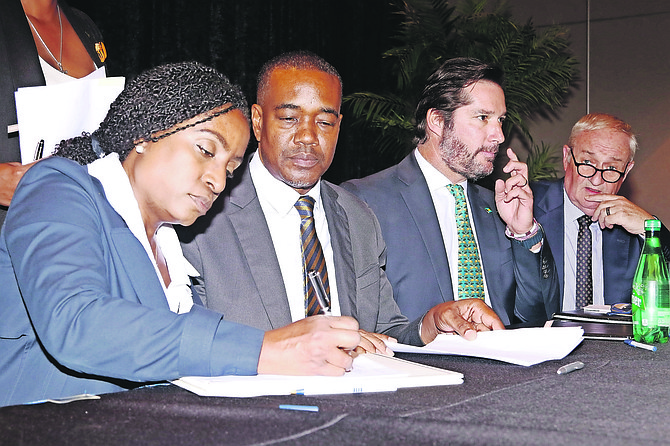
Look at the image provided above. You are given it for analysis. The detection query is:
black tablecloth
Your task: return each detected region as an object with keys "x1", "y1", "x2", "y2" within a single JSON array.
[{"x1": 1, "y1": 339, "x2": 668, "y2": 445}]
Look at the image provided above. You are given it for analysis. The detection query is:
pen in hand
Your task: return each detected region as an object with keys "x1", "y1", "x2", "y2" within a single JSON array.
[
  {"x1": 307, "y1": 270, "x2": 331, "y2": 316},
  {"x1": 309, "y1": 270, "x2": 358, "y2": 365},
  {"x1": 34, "y1": 139, "x2": 44, "y2": 161}
]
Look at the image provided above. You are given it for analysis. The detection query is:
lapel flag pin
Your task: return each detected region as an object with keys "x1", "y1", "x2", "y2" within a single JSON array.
[{"x1": 95, "y1": 42, "x2": 107, "y2": 63}]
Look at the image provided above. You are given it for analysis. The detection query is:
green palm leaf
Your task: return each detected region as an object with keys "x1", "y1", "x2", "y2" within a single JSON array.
[{"x1": 343, "y1": 0, "x2": 578, "y2": 180}]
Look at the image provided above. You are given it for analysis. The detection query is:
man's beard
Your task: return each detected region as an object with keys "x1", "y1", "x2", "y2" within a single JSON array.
[{"x1": 439, "y1": 131, "x2": 498, "y2": 182}]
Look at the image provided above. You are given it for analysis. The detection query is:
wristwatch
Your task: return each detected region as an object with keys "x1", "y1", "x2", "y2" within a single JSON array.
[{"x1": 505, "y1": 219, "x2": 544, "y2": 250}]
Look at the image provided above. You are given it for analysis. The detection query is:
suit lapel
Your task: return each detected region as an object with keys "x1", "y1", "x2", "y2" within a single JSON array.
[
  {"x1": 108, "y1": 229, "x2": 168, "y2": 310},
  {"x1": 321, "y1": 183, "x2": 357, "y2": 319},
  {"x1": 1, "y1": 0, "x2": 45, "y2": 90},
  {"x1": 397, "y1": 155, "x2": 454, "y2": 301},
  {"x1": 227, "y1": 167, "x2": 293, "y2": 328},
  {"x1": 467, "y1": 186, "x2": 508, "y2": 317},
  {"x1": 534, "y1": 181, "x2": 566, "y2": 298},
  {"x1": 602, "y1": 227, "x2": 642, "y2": 303}
]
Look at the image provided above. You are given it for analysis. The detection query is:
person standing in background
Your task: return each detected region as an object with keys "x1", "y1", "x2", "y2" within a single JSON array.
[{"x1": 0, "y1": 0, "x2": 107, "y2": 225}]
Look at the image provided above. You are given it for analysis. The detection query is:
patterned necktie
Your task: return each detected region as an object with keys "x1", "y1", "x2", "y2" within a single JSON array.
[
  {"x1": 576, "y1": 214, "x2": 593, "y2": 309},
  {"x1": 295, "y1": 196, "x2": 331, "y2": 316},
  {"x1": 446, "y1": 184, "x2": 484, "y2": 300}
]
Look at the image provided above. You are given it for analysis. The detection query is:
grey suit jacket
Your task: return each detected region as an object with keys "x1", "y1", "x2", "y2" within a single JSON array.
[
  {"x1": 342, "y1": 153, "x2": 560, "y2": 325},
  {"x1": 179, "y1": 156, "x2": 423, "y2": 346},
  {"x1": 532, "y1": 179, "x2": 670, "y2": 306}
]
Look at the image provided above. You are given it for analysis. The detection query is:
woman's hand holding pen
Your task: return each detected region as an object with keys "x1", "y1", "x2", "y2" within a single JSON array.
[{"x1": 258, "y1": 315, "x2": 361, "y2": 376}]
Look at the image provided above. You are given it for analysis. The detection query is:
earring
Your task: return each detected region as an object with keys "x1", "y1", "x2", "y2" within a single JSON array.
[{"x1": 135, "y1": 145, "x2": 145, "y2": 154}]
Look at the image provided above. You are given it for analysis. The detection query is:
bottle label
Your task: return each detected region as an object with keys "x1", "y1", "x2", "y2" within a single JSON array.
[
  {"x1": 632, "y1": 292, "x2": 641, "y2": 308},
  {"x1": 632, "y1": 281, "x2": 669, "y2": 343}
]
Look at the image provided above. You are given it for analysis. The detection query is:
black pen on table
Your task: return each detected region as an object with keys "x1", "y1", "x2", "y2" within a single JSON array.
[
  {"x1": 34, "y1": 139, "x2": 44, "y2": 161},
  {"x1": 307, "y1": 270, "x2": 331, "y2": 316}
]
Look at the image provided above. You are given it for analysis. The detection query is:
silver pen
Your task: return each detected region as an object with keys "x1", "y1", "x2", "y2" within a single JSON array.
[
  {"x1": 307, "y1": 270, "x2": 331, "y2": 316},
  {"x1": 557, "y1": 361, "x2": 584, "y2": 375}
]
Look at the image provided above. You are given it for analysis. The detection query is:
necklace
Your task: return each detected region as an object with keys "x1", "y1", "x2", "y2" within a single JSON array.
[{"x1": 25, "y1": 4, "x2": 67, "y2": 74}]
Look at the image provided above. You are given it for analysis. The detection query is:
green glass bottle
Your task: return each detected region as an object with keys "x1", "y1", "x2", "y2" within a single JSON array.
[{"x1": 632, "y1": 219, "x2": 670, "y2": 343}]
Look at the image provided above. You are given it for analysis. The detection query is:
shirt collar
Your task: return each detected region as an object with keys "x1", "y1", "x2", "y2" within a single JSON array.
[
  {"x1": 414, "y1": 148, "x2": 468, "y2": 193},
  {"x1": 563, "y1": 186, "x2": 588, "y2": 223}
]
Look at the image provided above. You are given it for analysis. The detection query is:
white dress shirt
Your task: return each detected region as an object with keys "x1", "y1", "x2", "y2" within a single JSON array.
[
  {"x1": 249, "y1": 152, "x2": 341, "y2": 321},
  {"x1": 87, "y1": 153, "x2": 197, "y2": 314},
  {"x1": 414, "y1": 149, "x2": 492, "y2": 307},
  {"x1": 562, "y1": 188, "x2": 604, "y2": 310}
]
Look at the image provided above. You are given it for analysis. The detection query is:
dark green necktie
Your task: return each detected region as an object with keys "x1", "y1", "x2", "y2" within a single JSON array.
[{"x1": 447, "y1": 184, "x2": 484, "y2": 300}]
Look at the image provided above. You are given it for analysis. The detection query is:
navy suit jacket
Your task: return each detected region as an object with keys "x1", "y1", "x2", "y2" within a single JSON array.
[
  {"x1": 532, "y1": 179, "x2": 670, "y2": 307},
  {"x1": 342, "y1": 153, "x2": 560, "y2": 325},
  {"x1": 178, "y1": 155, "x2": 424, "y2": 346},
  {"x1": 0, "y1": 157, "x2": 263, "y2": 407}
]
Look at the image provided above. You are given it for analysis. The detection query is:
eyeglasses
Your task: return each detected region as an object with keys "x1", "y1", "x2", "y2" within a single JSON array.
[{"x1": 569, "y1": 147, "x2": 629, "y2": 183}]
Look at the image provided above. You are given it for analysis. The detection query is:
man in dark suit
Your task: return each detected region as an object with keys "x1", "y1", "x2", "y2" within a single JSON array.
[
  {"x1": 179, "y1": 51, "x2": 503, "y2": 349},
  {"x1": 342, "y1": 58, "x2": 559, "y2": 325},
  {"x1": 532, "y1": 113, "x2": 670, "y2": 310}
]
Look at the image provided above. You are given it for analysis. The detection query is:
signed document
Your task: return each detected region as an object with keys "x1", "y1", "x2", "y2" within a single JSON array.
[{"x1": 173, "y1": 353, "x2": 463, "y2": 398}]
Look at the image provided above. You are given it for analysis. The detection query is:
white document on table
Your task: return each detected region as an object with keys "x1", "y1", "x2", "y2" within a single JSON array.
[
  {"x1": 386, "y1": 327, "x2": 584, "y2": 367},
  {"x1": 14, "y1": 76, "x2": 125, "y2": 163},
  {"x1": 173, "y1": 353, "x2": 463, "y2": 398}
]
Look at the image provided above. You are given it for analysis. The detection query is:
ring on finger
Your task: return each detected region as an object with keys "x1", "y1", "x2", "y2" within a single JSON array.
[{"x1": 606, "y1": 206, "x2": 611, "y2": 216}]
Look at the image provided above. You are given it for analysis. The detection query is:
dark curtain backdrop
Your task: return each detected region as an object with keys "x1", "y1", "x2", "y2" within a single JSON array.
[{"x1": 68, "y1": 0, "x2": 401, "y2": 182}]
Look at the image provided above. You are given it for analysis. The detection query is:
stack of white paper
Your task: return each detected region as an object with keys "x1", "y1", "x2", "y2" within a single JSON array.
[
  {"x1": 173, "y1": 353, "x2": 463, "y2": 398},
  {"x1": 14, "y1": 76, "x2": 125, "y2": 163},
  {"x1": 386, "y1": 327, "x2": 584, "y2": 366}
]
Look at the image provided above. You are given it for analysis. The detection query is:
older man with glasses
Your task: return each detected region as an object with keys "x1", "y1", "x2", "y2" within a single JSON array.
[{"x1": 532, "y1": 113, "x2": 670, "y2": 311}]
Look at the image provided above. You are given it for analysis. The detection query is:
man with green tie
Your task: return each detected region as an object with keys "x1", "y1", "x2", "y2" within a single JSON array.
[{"x1": 342, "y1": 57, "x2": 560, "y2": 325}]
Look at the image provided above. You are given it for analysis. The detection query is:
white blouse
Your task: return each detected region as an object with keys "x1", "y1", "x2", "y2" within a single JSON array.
[
  {"x1": 39, "y1": 55, "x2": 106, "y2": 86},
  {"x1": 87, "y1": 153, "x2": 197, "y2": 314}
]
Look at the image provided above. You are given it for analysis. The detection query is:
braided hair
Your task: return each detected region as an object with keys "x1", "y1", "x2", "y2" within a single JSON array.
[{"x1": 54, "y1": 61, "x2": 249, "y2": 165}]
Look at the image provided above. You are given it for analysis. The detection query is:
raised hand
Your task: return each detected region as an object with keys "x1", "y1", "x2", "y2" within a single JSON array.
[{"x1": 494, "y1": 148, "x2": 534, "y2": 235}]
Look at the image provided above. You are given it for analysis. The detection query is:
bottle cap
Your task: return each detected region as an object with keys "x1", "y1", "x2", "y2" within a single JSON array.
[{"x1": 645, "y1": 219, "x2": 661, "y2": 231}]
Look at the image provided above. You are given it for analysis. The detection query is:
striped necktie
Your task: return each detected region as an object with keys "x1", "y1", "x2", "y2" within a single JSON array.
[
  {"x1": 447, "y1": 184, "x2": 485, "y2": 300},
  {"x1": 295, "y1": 196, "x2": 330, "y2": 316}
]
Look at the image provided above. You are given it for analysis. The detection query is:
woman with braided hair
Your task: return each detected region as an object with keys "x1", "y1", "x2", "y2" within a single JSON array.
[{"x1": 0, "y1": 61, "x2": 361, "y2": 407}]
